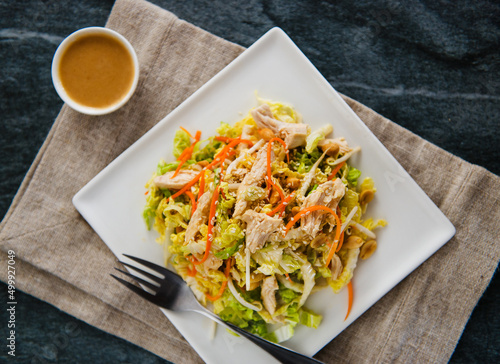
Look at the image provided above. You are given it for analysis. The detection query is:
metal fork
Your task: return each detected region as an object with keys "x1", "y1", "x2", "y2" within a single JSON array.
[{"x1": 111, "y1": 254, "x2": 324, "y2": 364}]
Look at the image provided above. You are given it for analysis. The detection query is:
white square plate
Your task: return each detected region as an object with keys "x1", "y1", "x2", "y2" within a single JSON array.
[{"x1": 73, "y1": 28, "x2": 455, "y2": 363}]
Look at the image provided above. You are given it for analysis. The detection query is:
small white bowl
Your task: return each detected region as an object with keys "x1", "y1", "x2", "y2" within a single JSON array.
[{"x1": 51, "y1": 27, "x2": 139, "y2": 115}]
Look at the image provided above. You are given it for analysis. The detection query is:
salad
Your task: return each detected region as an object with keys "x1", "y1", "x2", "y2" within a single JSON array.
[{"x1": 143, "y1": 98, "x2": 386, "y2": 342}]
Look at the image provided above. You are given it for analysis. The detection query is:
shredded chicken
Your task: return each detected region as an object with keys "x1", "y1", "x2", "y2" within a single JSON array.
[
  {"x1": 269, "y1": 228, "x2": 307, "y2": 243},
  {"x1": 330, "y1": 254, "x2": 343, "y2": 280},
  {"x1": 153, "y1": 170, "x2": 199, "y2": 190},
  {"x1": 300, "y1": 178, "x2": 345, "y2": 237},
  {"x1": 229, "y1": 168, "x2": 248, "y2": 180},
  {"x1": 202, "y1": 253, "x2": 223, "y2": 271},
  {"x1": 186, "y1": 239, "x2": 206, "y2": 255},
  {"x1": 261, "y1": 275, "x2": 278, "y2": 315},
  {"x1": 184, "y1": 190, "x2": 213, "y2": 243},
  {"x1": 237, "y1": 124, "x2": 255, "y2": 151},
  {"x1": 233, "y1": 145, "x2": 271, "y2": 217},
  {"x1": 225, "y1": 139, "x2": 265, "y2": 177},
  {"x1": 251, "y1": 104, "x2": 307, "y2": 149},
  {"x1": 318, "y1": 137, "x2": 352, "y2": 155},
  {"x1": 240, "y1": 210, "x2": 283, "y2": 254}
]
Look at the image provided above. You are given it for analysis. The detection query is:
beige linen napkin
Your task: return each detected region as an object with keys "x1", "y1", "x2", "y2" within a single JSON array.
[{"x1": 1, "y1": 0, "x2": 499, "y2": 363}]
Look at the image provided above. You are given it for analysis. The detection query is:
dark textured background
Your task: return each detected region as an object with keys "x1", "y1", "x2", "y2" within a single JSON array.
[{"x1": 1, "y1": 0, "x2": 499, "y2": 363}]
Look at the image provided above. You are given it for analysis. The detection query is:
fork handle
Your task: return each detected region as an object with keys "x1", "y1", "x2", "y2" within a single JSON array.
[{"x1": 198, "y1": 311, "x2": 324, "y2": 364}]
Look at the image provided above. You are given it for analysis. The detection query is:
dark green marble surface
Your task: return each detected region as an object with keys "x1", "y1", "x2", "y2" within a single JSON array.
[{"x1": 1, "y1": 0, "x2": 499, "y2": 363}]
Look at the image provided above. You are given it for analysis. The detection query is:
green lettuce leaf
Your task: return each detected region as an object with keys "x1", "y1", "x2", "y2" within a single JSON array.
[{"x1": 346, "y1": 166, "x2": 362, "y2": 186}]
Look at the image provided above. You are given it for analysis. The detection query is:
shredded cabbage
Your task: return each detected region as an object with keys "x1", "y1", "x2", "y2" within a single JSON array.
[
  {"x1": 328, "y1": 248, "x2": 360, "y2": 293},
  {"x1": 217, "y1": 121, "x2": 243, "y2": 139},
  {"x1": 298, "y1": 261, "x2": 315, "y2": 307},
  {"x1": 289, "y1": 147, "x2": 322, "y2": 174},
  {"x1": 172, "y1": 129, "x2": 191, "y2": 158},
  {"x1": 272, "y1": 324, "x2": 295, "y2": 343},
  {"x1": 156, "y1": 159, "x2": 180, "y2": 176},
  {"x1": 243, "y1": 186, "x2": 267, "y2": 201}
]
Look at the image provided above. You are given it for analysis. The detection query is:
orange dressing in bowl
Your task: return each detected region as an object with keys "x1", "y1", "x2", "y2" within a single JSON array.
[{"x1": 58, "y1": 33, "x2": 135, "y2": 109}]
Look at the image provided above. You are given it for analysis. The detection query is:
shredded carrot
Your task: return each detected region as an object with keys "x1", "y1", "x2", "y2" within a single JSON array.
[
  {"x1": 345, "y1": 281, "x2": 353, "y2": 320},
  {"x1": 193, "y1": 186, "x2": 219, "y2": 265},
  {"x1": 144, "y1": 190, "x2": 149, "y2": 195},
  {"x1": 185, "y1": 191, "x2": 196, "y2": 217},
  {"x1": 285, "y1": 272, "x2": 293, "y2": 283},
  {"x1": 176, "y1": 129, "x2": 201, "y2": 162},
  {"x1": 176, "y1": 147, "x2": 191, "y2": 161},
  {"x1": 325, "y1": 211, "x2": 342, "y2": 266},
  {"x1": 197, "y1": 170, "x2": 206, "y2": 200},
  {"x1": 169, "y1": 157, "x2": 222, "y2": 200},
  {"x1": 328, "y1": 161, "x2": 346, "y2": 180},
  {"x1": 266, "y1": 192, "x2": 295, "y2": 216},
  {"x1": 206, "y1": 257, "x2": 232, "y2": 301},
  {"x1": 187, "y1": 263, "x2": 197, "y2": 277},
  {"x1": 180, "y1": 126, "x2": 193, "y2": 138},
  {"x1": 214, "y1": 138, "x2": 252, "y2": 162},
  {"x1": 215, "y1": 136, "x2": 254, "y2": 147},
  {"x1": 171, "y1": 153, "x2": 190, "y2": 178},
  {"x1": 171, "y1": 130, "x2": 202, "y2": 178},
  {"x1": 170, "y1": 172, "x2": 202, "y2": 200},
  {"x1": 335, "y1": 207, "x2": 345, "y2": 252},
  {"x1": 266, "y1": 139, "x2": 287, "y2": 203},
  {"x1": 215, "y1": 136, "x2": 231, "y2": 143}
]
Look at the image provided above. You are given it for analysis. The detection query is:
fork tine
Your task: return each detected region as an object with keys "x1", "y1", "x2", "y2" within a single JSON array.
[
  {"x1": 119, "y1": 261, "x2": 163, "y2": 284},
  {"x1": 110, "y1": 274, "x2": 162, "y2": 306},
  {"x1": 122, "y1": 254, "x2": 170, "y2": 275},
  {"x1": 114, "y1": 268, "x2": 159, "y2": 292}
]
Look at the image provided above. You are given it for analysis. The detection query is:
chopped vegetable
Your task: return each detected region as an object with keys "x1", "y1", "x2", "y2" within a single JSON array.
[
  {"x1": 328, "y1": 161, "x2": 345, "y2": 180},
  {"x1": 345, "y1": 281, "x2": 353, "y2": 320}
]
